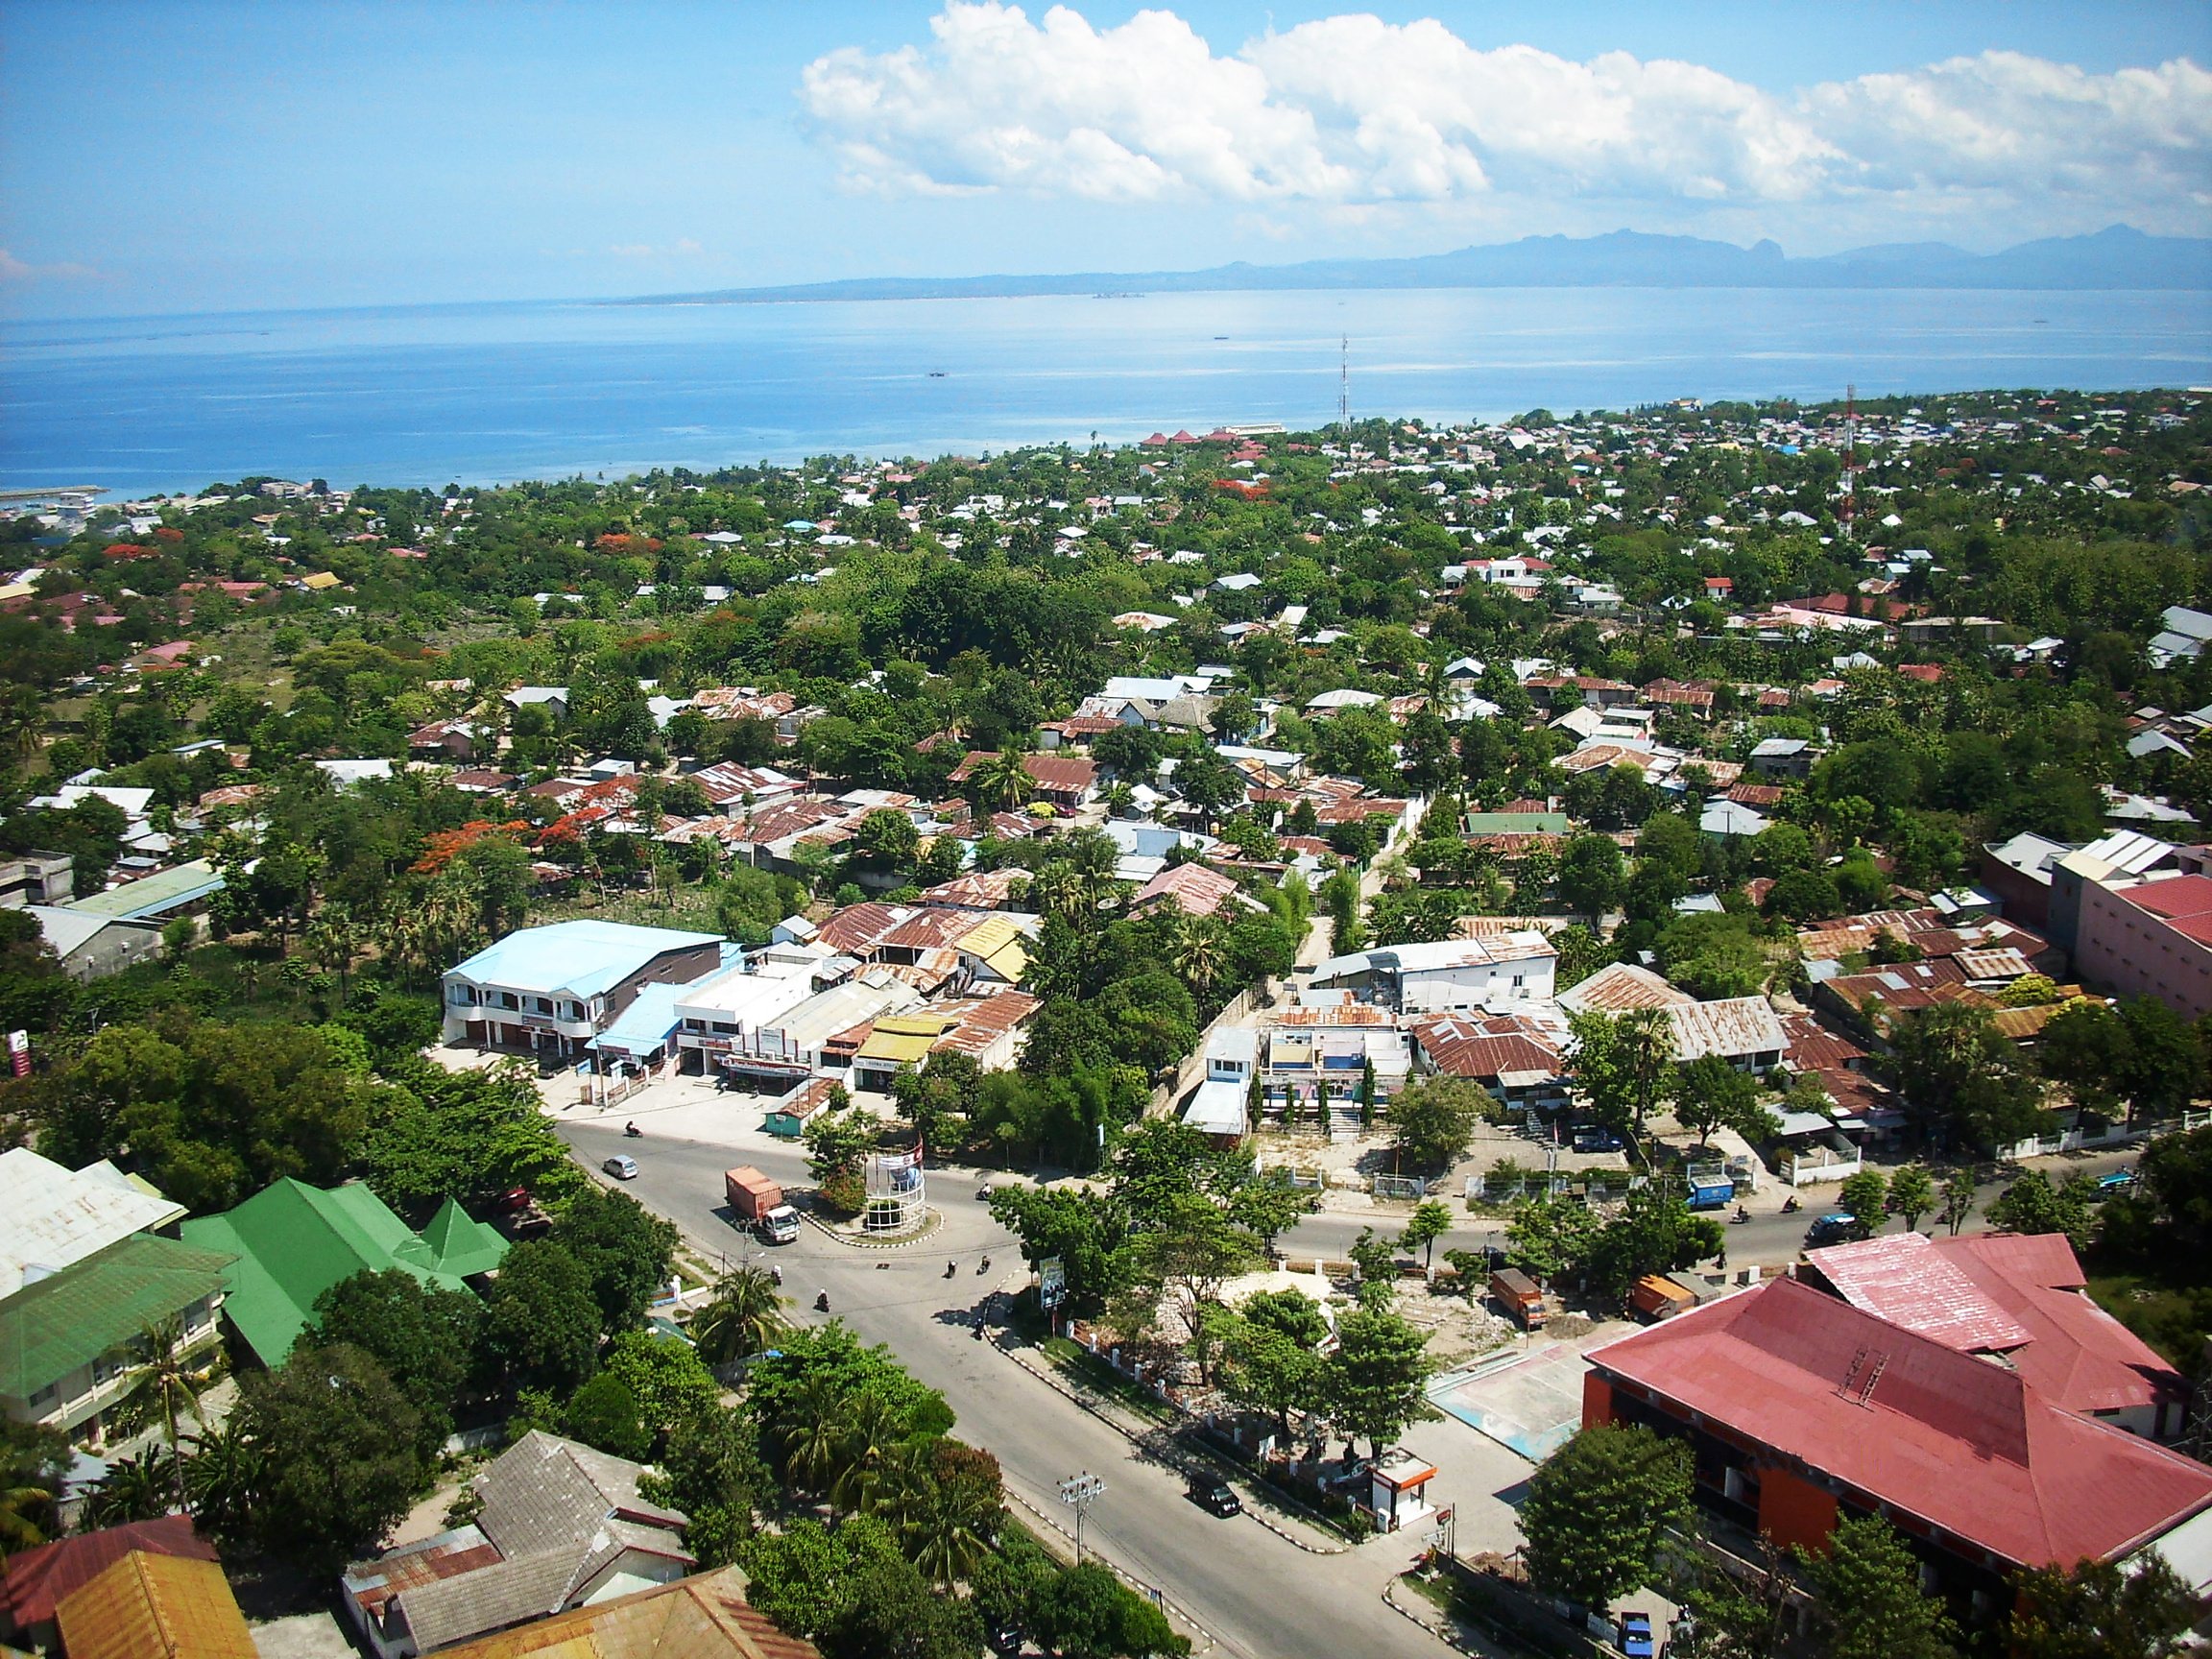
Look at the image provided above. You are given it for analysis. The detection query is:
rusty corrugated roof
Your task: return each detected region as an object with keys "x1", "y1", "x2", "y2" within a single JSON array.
[{"x1": 54, "y1": 1552, "x2": 255, "y2": 1659}]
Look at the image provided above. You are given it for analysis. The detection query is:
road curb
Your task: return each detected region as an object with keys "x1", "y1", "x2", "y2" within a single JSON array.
[
  {"x1": 998, "y1": 1343, "x2": 1347, "y2": 1556},
  {"x1": 1002, "y1": 1486, "x2": 1217, "y2": 1654},
  {"x1": 1381, "y1": 1576, "x2": 1488, "y2": 1657},
  {"x1": 797, "y1": 1207, "x2": 945, "y2": 1250}
]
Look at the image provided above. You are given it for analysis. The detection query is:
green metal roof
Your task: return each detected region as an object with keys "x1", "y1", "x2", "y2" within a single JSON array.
[
  {"x1": 1462, "y1": 811, "x2": 1571, "y2": 835},
  {"x1": 411, "y1": 1197, "x2": 511, "y2": 1280},
  {"x1": 0, "y1": 1234, "x2": 236, "y2": 1399},
  {"x1": 178, "y1": 1179, "x2": 478, "y2": 1368},
  {"x1": 63, "y1": 859, "x2": 225, "y2": 921}
]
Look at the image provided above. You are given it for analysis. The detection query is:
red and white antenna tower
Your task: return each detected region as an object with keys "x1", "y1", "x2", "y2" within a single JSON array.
[{"x1": 1840, "y1": 382, "x2": 1860, "y2": 539}]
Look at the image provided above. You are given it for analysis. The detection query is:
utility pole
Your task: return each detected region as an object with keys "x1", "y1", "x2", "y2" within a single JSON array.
[{"x1": 1058, "y1": 1471, "x2": 1105, "y2": 1562}]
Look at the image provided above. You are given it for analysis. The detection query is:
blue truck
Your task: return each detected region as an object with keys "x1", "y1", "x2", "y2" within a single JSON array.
[{"x1": 1686, "y1": 1172, "x2": 1736, "y2": 1211}]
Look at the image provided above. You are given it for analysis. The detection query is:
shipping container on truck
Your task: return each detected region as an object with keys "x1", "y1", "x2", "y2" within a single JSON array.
[
  {"x1": 1489, "y1": 1267, "x2": 1548, "y2": 1330},
  {"x1": 1685, "y1": 1172, "x2": 1735, "y2": 1211},
  {"x1": 724, "y1": 1166, "x2": 781, "y2": 1222}
]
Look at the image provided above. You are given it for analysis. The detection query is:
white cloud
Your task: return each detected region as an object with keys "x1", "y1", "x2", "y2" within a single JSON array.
[
  {"x1": 797, "y1": 5, "x2": 2212, "y2": 236},
  {"x1": 0, "y1": 248, "x2": 102, "y2": 282}
]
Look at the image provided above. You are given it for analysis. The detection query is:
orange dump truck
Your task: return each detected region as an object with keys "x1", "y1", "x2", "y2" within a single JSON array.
[
  {"x1": 1489, "y1": 1268, "x2": 1547, "y2": 1330},
  {"x1": 1631, "y1": 1274, "x2": 1697, "y2": 1322}
]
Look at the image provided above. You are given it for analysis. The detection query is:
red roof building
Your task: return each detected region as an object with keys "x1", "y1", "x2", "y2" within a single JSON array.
[
  {"x1": 0, "y1": 1516, "x2": 218, "y2": 1647},
  {"x1": 1585, "y1": 1275, "x2": 2212, "y2": 1605}
]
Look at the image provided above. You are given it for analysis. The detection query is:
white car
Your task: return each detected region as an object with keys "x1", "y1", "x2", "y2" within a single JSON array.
[{"x1": 602, "y1": 1154, "x2": 639, "y2": 1180}]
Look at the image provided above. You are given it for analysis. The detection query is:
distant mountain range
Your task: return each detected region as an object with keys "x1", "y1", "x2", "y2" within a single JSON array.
[{"x1": 624, "y1": 226, "x2": 2209, "y2": 304}]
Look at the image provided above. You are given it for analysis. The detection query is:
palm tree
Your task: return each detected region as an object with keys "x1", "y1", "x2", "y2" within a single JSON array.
[
  {"x1": 179, "y1": 1419, "x2": 261, "y2": 1547},
  {"x1": 305, "y1": 905, "x2": 363, "y2": 1006},
  {"x1": 967, "y1": 749, "x2": 1034, "y2": 814},
  {"x1": 782, "y1": 1374, "x2": 849, "y2": 1496},
  {"x1": 124, "y1": 1317, "x2": 204, "y2": 1510},
  {"x1": 894, "y1": 1457, "x2": 1000, "y2": 1587},
  {"x1": 1172, "y1": 916, "x2": 1224, "y2": 996},
  {"x1": 687, "y1": 1266, "x2": 788, "y2": 1366},
  {"x1": 0, "y1": 1479, "x2": 53, "y2": 1568},
  {"x1": 82, "y1": 1449, "x2": 175, "y2": 1527},
  {"x1": 828, "y1": 1392, "x2": 905, "y2": 1516},
  {"x1": 0, "y1": 687, "x2": 42, "y2": 772}
]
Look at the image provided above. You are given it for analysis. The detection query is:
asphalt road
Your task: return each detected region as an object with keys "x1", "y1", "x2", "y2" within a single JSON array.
[{"x1": 557, "y1": 1118, "x2": 1457, "y2": 1659}]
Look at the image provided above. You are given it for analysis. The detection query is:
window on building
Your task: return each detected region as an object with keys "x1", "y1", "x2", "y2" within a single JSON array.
[
  {"x1": 712, "y1": 1021, "x2": 738, "y2": 1034},
  {"x1": 29, "y1": 1381, "x2": 58, "y2": 1407},
  {"x1": 535, "y1": 997, "x2": 554, "y2": 1015}
]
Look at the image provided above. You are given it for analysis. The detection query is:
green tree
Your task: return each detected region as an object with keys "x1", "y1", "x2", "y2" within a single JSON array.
[
  {"x1": 2005, "y1": 1552, "x2": 2200, "y2": 1659},
  {"x1": 688, "y1": 1265, "x2": 790, "y2": 1365},
  {"x1": 311, "y1": 1268, "x2": 480, "y2": 1456},
  {"x1": 1324, "y1": 1306, "x2": 1436, "y2": 1461},
  {"x1": 557, "y1": 1186, "x2": 680, "y2": 1334},
  {"x1": 601, "y1": 1330, "x2": 720, "y2": 1446},
  {"x1": 477, "y1": 1239, "x2": 602, "y2": 1395},
  {"x1": 1222, "y1": 1317, "x2": 1325, "y2": 1439},
  {"x1": 1800, "y1": 1514, "x2": 1958, "y2": 1659},
  {"x1": 1887, "y1": 1165, "x2": 1936, "y2": 1233},
  {"x1": 1399, "y1": 1199, "x2": 1454, "y2": 1267},
  {"x1": 1521, "y1": 1423, "x2": 1695, "y2": 1612},
  {"x1": 1384, "y1": 1074, "x2": 1486, "y2": 1173},
  {"x1": 239, "y1": 1342, "x2": 423, "y2": 1575},
  {"x1": 1569, "y1": 1007, "x2": 1677, "y2": 1147},
  {"x1": 1504, "y1": 1193, "x2": 1602, "y2": 1284},
  {"x1": 1987, "y1": 1170, "x2": 2097, "y2": 1250},
  {"x1": 359, "y1": 1059, "x2": 582, "y2": 1217},
  {"x1": 1586, "y1": 1184, "x2": 1725, "y2": 1295},
  {"x1": 1027, "y1": 1559, "x2": 1190, "y2": 1659},
  {"x1": 562, "y1": 1372, "x2": 650, "y2": 1459},
  {"x1": 1673, "y1": 1055, "x2": 1778, "y2": 1149},
  {"x1": 1558, "y1": 833, "x2": 1627, "y2": 922},
  {"x1": 1938, "y1": 1167, "x2": 1978, "y2": 1236},
  {"x1": 1837, "y1": 1169, "x2": 1890, "y2": 1240},
  {"x1": 1889, "y1": 1000, "x2": 2047, "y2": 1154}
]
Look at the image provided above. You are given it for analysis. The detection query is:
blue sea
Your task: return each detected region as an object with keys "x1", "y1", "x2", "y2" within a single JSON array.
[{"x1": 5, "y1": 285, "x2": 2210, "y2": 497}]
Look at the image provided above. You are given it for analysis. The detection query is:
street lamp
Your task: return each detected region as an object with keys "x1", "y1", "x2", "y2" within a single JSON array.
[{"x1": 1057, "y1": 1471, "x2": 1105, "y2": 1562}]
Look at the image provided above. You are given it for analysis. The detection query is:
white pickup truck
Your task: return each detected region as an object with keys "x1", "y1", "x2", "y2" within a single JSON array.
[{"x1": 759, "y1": 1204, "x2": 802, "y2": 1244}]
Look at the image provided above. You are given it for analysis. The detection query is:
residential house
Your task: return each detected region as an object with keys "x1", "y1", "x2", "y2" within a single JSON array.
[
  {"x1": 1664, "y1": 996, "x2": 1788, "y2": 1072},
  {"x1": 408, "y1": 717, "x2": 486, "y2": 761},
  {"x1": 1407, "y1": 1012, "x2": 1571, "y2": 1117},
  {"x1": 442, "y1": 920, "x2": 728, "y2": 1058},
  {"x1": 1556, "y1": 961, "x2": 1695, "y2": 1015},
  {"x1": 0, "y1": 851, "x2": 73, "y2": 907},
  {"x1": 54, "y1": 1550, "x2": 256, "y2": 1659},
  {"x1": 1746, "y1": 736, "x2": 1814, "y2": 779},
  {"x1": 425, "y1": 1566, "x2": 822, "y2": 1659},
  {"x1": 1308, "y1": 932, "x2": 1557, "y2": 1014},
  {"x1": 0, "y1": 1516, "x2": 219, "y2": 1653},
  {"x1": 1129, "y1": 862, "x2": 1264, "y2": 921},
  {"x1": 180, "y1": 1179, "x2": 504, "y2": 1369},
  {"x1": 343, "y1": 1431, "x2": 694, "y2": 1659}
]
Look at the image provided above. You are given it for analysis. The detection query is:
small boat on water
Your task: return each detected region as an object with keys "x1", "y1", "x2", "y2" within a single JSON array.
[{"x1": 927, "y1": 371, "x2": 948, "y2": 377}]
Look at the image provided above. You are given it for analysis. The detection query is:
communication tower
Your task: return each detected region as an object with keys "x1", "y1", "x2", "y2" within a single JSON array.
[{"x1": 1840, "y1": 382, "x2": 1860, "y2": 540}]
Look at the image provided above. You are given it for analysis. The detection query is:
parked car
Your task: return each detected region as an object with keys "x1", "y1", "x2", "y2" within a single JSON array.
[
  {"x1": 603, "y1": 1154, "x2": 639, "y2": 1180},
  {"x1": 1806, "y1": 1212, "x2": 1855, "y2": 1245},
  {"x1": 1619, "y1": 1610, "x2": 1654, "y2": 1658},
  {"x1": 1188, "y1": 1477, "x2": 1241, "y2": 1518},
  {"x1": 1572, "y1": 1125, "x2": 1625, "y2": 1153},
  {"x1": 2097, "y1": 1169, "x2": 2139, "y2": 1195}
]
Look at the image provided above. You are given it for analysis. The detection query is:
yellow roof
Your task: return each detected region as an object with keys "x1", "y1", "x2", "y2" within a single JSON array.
[
  {"x1": 301, "y1": 570, "x2": 342, "y2": 589},
  {"x1": 856, "y1": 1011, "x2": 951, "y2": 1065},
  {"x1": 0, "y1": 583, "x2": 35, "y2": 604},
  {"x1": 956, "y1": 915, "x2": 1030, "y2": 981},
  {"x1": 54, "y1": 1552, "x2": 256, "y2": 1659}
]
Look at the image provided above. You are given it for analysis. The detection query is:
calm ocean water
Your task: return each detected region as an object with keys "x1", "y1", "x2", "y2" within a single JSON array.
[{"x1": 5, "y1": 286, "x2": 2210, "y2": 496}]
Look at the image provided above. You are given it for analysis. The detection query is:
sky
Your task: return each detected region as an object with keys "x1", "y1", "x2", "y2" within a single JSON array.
[{"x1": 3, "y1": 1, "x2": 2208, "y2": 319}]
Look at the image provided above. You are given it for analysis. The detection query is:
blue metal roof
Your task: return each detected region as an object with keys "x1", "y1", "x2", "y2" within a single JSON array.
[
  {"x1": 447, "y1": 920, "x2": 722, "y2": 1000},
  {"x1": 589, "y1": 979, "x2": 687, "y2": 1056}
]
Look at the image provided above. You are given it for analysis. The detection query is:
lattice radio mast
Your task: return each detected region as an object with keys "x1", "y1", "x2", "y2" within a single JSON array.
[{"x1": 1840, "y1": 382, "x2": 1860, "y2": 540}]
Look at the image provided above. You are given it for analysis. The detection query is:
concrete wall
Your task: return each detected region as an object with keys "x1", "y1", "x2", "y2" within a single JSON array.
[{"x1": 2072, "y1": 880, "x2": 2212, "y2": 1022}]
